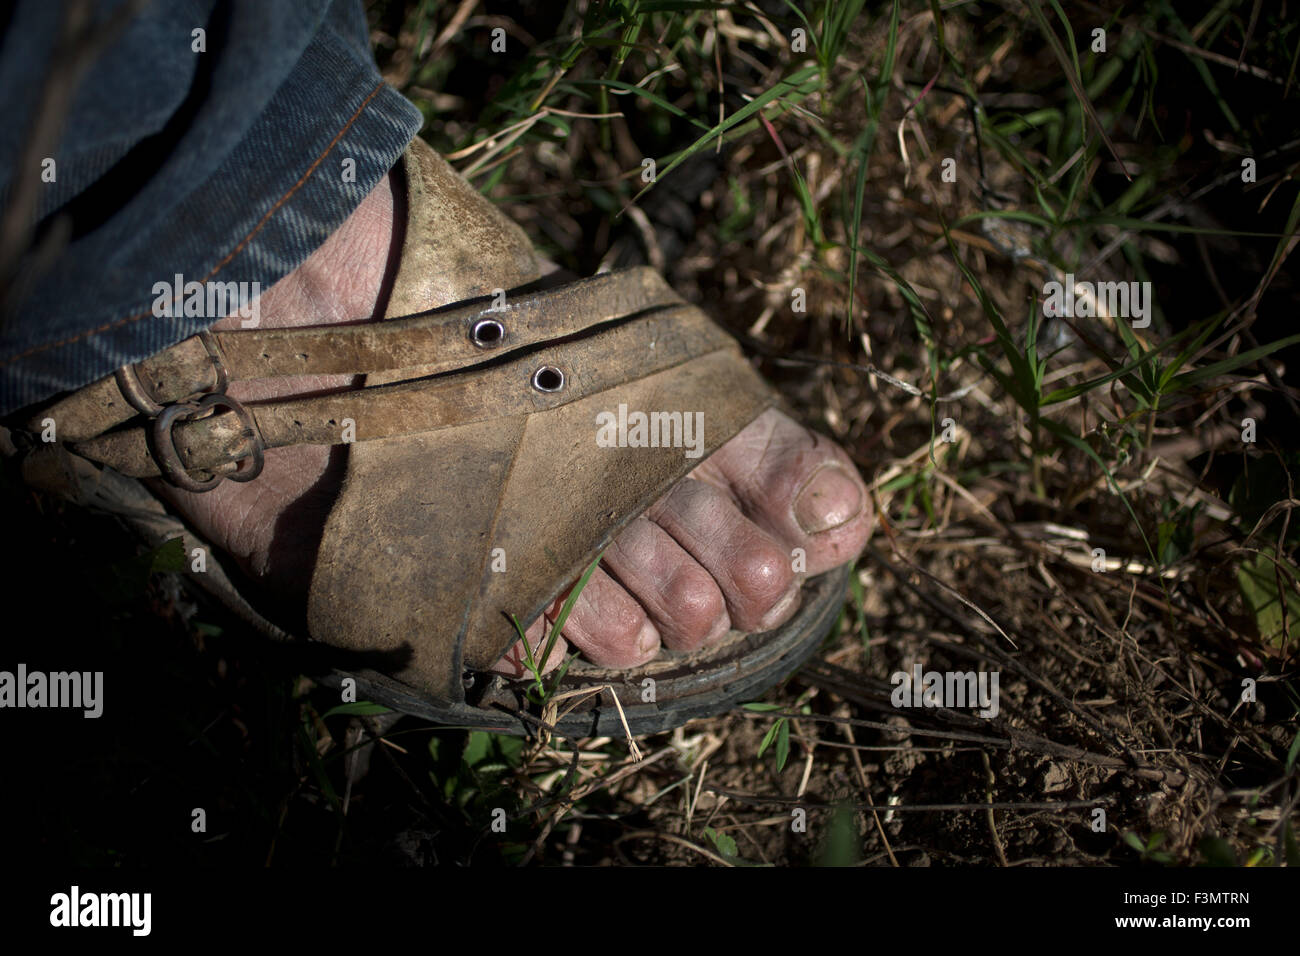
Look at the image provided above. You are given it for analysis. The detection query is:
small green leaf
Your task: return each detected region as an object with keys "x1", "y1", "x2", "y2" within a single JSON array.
[
  {"x1": 494, "y1": 734, "x2": 526, "y2": 766},
  {"x1": 1235, "y1": 552, "x2": 1300, "y2": 649},
  {"x1": 462, "y1": 731, "x2": 492, "y2": 768},
  {"x1": 1198, "y1": 836, "x2": 1237, "y2": 867},
  {"x1": 150, "y1": 536, "x2": 187, "y2": 573},
  {"x1": 1244, "y1": 846, "x2": 1272, "y2": 866},
  {"x1": 320, "y1": 701, "x2": 392, "y2": 719},
  {"x1": 704, "y1": 827, "x2": 738, "y2": 858},
  {"x1": 775, "y1": 718, "x2": 791, "y2": 772}
]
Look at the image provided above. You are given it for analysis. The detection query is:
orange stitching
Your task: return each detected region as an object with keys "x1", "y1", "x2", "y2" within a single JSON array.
[{"x1": 2, "y1": 80, "x2": 389, "y2": 369}]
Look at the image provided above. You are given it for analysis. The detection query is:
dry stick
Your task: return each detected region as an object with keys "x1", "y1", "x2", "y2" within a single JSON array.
[
  {"x1": 1076, "y1": 0, "x2": 1286, "y2": 85},
  {"x1": 428, "y1": 0, "x2": 481, "y2": 63},
  {"x1": 1240, "y1": 499, "x2": 1300, "y2": 552},
  {"x1": 731, "y1": 808, "x2": 777, "y2": 866},
  {"x1": 831, "y1": 634, "x2": 1183, "y2": 777},
  {"x1": 744, "y1": 704, "x2": 1185, "y2": 785},
  {"x1": 1124, "y1": 639, "x2": 1178, "y2": 753},
  {"x1": 615, "y1": 830, "x2": 734, "y2": 867},
  {"x1": 1040, "y1": 532, "x2": 1251, "y2": 656},
  {"x1": 517, "y1": 745, "x2": 673, "y2": 867},
  {"x1": 794, "y1": 718, "x2": 816, "y2": 798},
  {"x1": 1116, "y1": 627, "x2": 1280, "y2": 769},
  {"x1": 1263, "y1": 787, "x2": 1300, "y2": 848},
  {"x1": 596, "y1": 685, "x2": 643, "y2": 761},
  {"x1": 733, "y1": 327, "x2": 984, "y2": 405},
  {"x1": 873, "y1": 530, "x2": 1018, "y2": 649},
  {"x1": 1194, "y1": 231, "x2": 1300, "y2": 421},
  {"x1": 704, "y1": 787, "x2": 1107, "y2": 814},
  {"x1": 809, "y1": 653, "x2": 1012, "y2": 713},
  {"x1": 840, "y1": 715, "x2": 900, "y2": 867},
  {"x1": 896, "y1": 67, "x2": 942, "y2": 190},
  {"x1": 792, "y1": 736, "x2": 988, "y2": 755},
  {"x1": 863, "y1": 542, "x2": 1134, "y2": 753},
  {"x1": 519, "y1": 802, "x2": 570, "y2": 868},
  {"x1": 1185, "y1": 776, "x2": 1296, "y2": 858},
  {"x1": 980, "y1": 750, "x2": 1009, "y2": 867},
  {"x1": 935, "y1": 595, "x2": 1196, "y2": 780},
  {"x1": 685, "y1": 758, "x2": 709, "y2": 835},
  {"x1": 562, "y1": 821, "x2": 581, "y2": 866},
  {"x1": 529, "y1": 682, "x2": 641, "y2": 759},
  {"x1": 514, "y1": 744, "x2": 583, "y2": 867},
  {"x1": 340, "y1": 721, "x2": 365, "y2": 817},
  {"x1": 749, "y1": 698, "x2": 1010, "y2": 748}
]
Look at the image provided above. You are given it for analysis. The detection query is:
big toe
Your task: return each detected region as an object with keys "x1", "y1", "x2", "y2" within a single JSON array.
[{"x1": 692, "y1": 408, "x2": 872, "y2": 575}]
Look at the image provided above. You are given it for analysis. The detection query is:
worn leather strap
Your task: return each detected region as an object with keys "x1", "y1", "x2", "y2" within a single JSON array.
[
  {"x1": 71, "y1": 295, "x2": 734, "y2": 479},
  {"x1": 35, "y1": 267, "x2": 682, "y2": 445}
]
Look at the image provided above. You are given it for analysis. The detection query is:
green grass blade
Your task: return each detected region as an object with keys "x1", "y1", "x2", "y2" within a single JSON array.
[
  {"x1": 1024, "y1": 0, "x2": 1131, "y2": 180},
  {"x1": 628, "y1": 64, "x2": 821, "y2": 206},
  {"x1": 568, "y1": 78, "x2": 712, "y2": 132},
  {"x1": 1167, "y1": 333, "x2": 1300, "y2": 391}
]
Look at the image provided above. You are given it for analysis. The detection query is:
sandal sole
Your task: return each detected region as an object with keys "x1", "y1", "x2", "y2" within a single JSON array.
[{"x1": 325, "y1": 562, "x2": 851, "y2": 737}]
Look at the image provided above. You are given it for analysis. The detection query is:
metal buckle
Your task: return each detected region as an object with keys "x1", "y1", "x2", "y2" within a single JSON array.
[
  {"x1": 198, "y1": 330, "x2": 230, "y2": 394},
  {"x1": 114, "y1": 363, "x2": 164, "y2": 416},
  {"x1": 151, "y1": 393, "x2": 264, "y2": 493},
  {"x1": 115, "y1": 329, "x2": 228, "y2": 415}
]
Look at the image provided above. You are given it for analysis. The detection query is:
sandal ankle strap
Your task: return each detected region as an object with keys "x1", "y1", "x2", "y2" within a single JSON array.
[{"x1": 19, "y1": 268, "x2": 726, "y2": 491}]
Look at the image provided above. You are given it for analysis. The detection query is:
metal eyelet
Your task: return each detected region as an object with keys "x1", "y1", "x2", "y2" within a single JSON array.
[
  {"x1": 531, "y1": 366, "x2": 565, "y2": 393},
  {"x1": 151, "y1": 393, "x2": 264, "y2": 493},
  {"x1": 470, "y1": 318, "x2": 505, "y2": 348}
]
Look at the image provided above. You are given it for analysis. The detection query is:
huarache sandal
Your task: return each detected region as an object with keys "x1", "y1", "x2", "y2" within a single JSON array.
[{"x1": 8, "y1": 137, "x2": 853, "y2": 737}]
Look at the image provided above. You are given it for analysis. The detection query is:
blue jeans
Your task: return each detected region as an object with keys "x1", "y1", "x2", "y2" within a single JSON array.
[{"x1": 0, "y1": 0, "x2": 423, "y2": 416}]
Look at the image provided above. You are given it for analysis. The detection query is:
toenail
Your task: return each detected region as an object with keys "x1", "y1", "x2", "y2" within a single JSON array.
[
  {"x1": 758, "y1": 584, "x2": 800, "y2": 631},
  {"x1": 793, "y1": 463, "x2": 864, "y2": 535},
  {"x1": 636, "y1": 618, "x2": 659, "y2": 655}
]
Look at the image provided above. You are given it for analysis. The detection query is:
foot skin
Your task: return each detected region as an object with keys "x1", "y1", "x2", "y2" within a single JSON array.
[{"x1": 157, "y1": 173, "x2": 874, "y2": 676}]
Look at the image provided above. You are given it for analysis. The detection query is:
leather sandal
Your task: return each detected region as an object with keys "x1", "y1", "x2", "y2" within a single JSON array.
[{"x1": 6, "y1": 137, "x2": 852, "y2": 737}]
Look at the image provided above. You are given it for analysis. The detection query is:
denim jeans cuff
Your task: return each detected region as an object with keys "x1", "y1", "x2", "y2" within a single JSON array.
[{"x1": 0, "y1": 18, "x2": 423, "y2": 417}]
